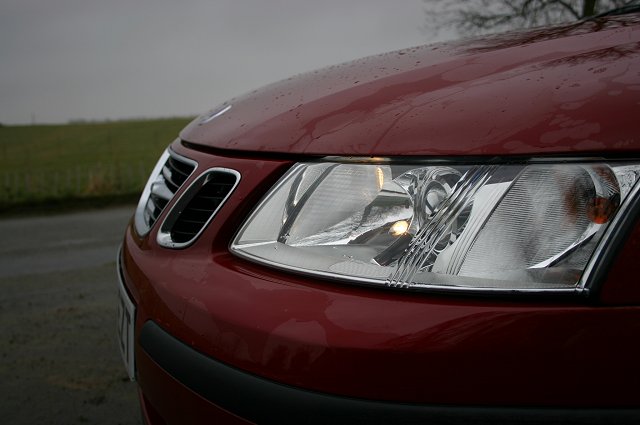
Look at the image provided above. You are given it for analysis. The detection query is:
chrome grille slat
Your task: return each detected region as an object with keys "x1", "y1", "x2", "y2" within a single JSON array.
[
  {"x1": 145, "y1": 201, "x2": 163, "y2": 225},
  {"x1": 167, "y1": 157, "x2": 192, "y2": 181},
  {"x1": 161, "y1": 166, "x2": 179, "y2": 192},
  {"x1": 150, "y1": 179, "x2": 173, "y2": 202},
  {"x1": 134, "y1": 150, "x2": 197, "y2": 236}
]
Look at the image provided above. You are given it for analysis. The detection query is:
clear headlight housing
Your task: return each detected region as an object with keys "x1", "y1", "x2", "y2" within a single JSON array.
[{"x1": 231, "y1": 159, "x2": 640, "y2": 294}]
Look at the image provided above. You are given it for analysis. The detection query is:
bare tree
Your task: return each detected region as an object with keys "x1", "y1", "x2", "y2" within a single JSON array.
[{"x1": 425, "y1": 0, "x2": 638, "y2": 35}]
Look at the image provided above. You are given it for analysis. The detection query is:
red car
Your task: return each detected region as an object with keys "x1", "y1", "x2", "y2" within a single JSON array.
[{"x1": 118, "y1": 8, "x2": 640, "y2": 425}]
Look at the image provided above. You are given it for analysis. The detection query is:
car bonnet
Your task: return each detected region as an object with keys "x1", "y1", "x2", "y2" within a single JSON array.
[{"x1": 181, "y1": 14, "x2": 640, "y2": 157}]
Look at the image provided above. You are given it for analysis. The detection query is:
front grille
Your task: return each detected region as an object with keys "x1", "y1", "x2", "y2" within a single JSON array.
[
  {"x1": 157, "y1": 168, "x2": 240, "y2": 248},
  {"x1": 134, "y1": 150, "x2": 197, "y2": 236},
  {"x1": 170, "y1": 171, "x2": 239, "y2": 243}
]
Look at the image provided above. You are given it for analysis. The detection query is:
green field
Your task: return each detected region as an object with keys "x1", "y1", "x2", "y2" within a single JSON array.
[{"x1": 0, "y1": 118, "x2": 193, "y2": 212}]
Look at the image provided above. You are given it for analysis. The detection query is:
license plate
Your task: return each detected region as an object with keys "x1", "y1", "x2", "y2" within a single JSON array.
[{"x1": 117, "y1": 261, "x2": 136, "y2": 381}]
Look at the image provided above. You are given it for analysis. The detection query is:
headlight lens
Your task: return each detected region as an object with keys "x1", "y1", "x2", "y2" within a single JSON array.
[{"x1": 231, "y1": 160, "x2": 639, "y2": 293}]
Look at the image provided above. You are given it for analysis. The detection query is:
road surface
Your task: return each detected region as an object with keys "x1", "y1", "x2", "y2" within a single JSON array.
[{"x1": 0, "y1": 206, "x2": 142, "y2": 425}]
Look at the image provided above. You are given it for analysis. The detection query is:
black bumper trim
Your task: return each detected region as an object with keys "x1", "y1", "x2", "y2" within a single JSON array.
[{"x1": 140, "y1": 321, "x2": 639, "y2": 424}]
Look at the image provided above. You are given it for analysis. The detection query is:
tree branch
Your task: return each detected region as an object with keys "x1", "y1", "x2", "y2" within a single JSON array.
[{"x1": 423, "y1": 0, "x2": 634, "y2": 36}]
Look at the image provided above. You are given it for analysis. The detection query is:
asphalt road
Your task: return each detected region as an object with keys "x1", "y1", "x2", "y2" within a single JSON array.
[{"x1": 0, "y1": 206, "x2": 142, "y2": 425}]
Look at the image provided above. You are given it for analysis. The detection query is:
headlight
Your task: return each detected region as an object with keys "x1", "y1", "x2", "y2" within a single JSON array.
[{"x1": 231, "y1": 159, "x2": 640, "y2": 294}]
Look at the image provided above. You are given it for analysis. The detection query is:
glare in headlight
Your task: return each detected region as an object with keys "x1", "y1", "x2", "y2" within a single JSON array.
[{"x1": 230, "y1": 160, "x2": 640, "y2": 293}]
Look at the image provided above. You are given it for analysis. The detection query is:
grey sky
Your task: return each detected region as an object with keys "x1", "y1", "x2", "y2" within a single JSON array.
[{"x1": 0, "y1": 0, "x2": 455, "y2": 125}]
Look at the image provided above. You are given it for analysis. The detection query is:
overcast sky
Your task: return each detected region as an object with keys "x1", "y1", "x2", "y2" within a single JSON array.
[{"x1": 0, "y1": 0, "x2": 456, "y2": 125}]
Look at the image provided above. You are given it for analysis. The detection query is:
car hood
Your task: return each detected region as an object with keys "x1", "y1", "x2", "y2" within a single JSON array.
[{"x1": 181, "y1": 15, "x2": 640, "y2": 157}]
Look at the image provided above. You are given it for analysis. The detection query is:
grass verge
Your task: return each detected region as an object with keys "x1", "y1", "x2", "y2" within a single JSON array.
[{"x1": 0, "y1": 117, "x2": 193, "y2": 215}]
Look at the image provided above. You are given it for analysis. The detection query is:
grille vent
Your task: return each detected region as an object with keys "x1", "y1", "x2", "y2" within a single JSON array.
[
  {"x1": 134, "y1": 150, "x2": 197, "y2": 236},
  {"x1": 157, "y1": 168, "x2": 240, "y2": 248}
]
